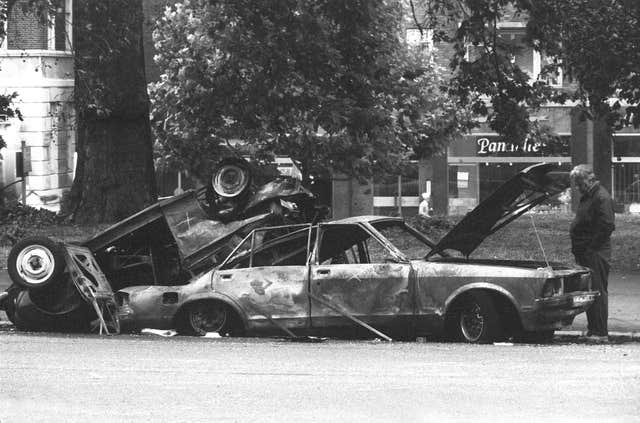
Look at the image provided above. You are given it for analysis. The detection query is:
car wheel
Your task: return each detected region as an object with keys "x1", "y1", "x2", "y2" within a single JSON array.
[
  {"x1": 7, "y1": 236, "x2": 66, "y2": 290},
  {"x1": 181, "y1": 301, "x2": 228, "y2": 336},
  {"x1": 454, "y1": 291, "x2": 501, "y2": 343}
]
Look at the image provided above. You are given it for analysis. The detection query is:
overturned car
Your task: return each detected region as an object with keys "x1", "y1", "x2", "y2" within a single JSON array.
[
  {"x1": 1, "y1": 158, "x2": 320, "y2": 333},
  {"x1": 116, "y1": 163, "x2": 597, "y2": 343}
]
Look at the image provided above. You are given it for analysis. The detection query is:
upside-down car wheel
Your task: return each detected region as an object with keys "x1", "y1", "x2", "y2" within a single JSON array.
[{"x1": 7, "y1": 236, "x2": 66, "y2": 290}]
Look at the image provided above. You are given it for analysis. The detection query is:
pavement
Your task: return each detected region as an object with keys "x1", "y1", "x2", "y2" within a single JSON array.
[
  {"x1": 0, "y1": 269, "x2": 638, "y2": 340},
  {"x1": 556, "y1": 272, "x2": 640, "y2": 339}
]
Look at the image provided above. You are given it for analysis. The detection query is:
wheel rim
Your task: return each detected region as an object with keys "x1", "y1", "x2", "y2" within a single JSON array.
[
  {"x1": 16, "y1": 245, "x2": 56, "y2": 285},
  {"x1": 460, "y1": 301, "x2": 484, "y2": 342},
  {"x1": 189, "y1": 303, "x2": 227, "y2": 334},
  {"x1": 212, "y1": 164, "x2": 250, "y2": 198}
]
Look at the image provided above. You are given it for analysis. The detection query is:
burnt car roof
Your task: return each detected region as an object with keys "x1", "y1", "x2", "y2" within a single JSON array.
[{"x1": 428, "y1": 162, "x2": 568, "y2": 258}]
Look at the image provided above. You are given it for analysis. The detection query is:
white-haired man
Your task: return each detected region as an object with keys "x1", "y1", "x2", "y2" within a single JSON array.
[{"x1": 569, "y1": 164, "x2": 615, "y2": 343}]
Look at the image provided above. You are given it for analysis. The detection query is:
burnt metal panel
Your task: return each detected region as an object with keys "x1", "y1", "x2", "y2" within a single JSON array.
[
  {"x1": 213, "y1": 266, "x2": 310, "y2": 329},
  {"x1": 309, "y1": 263, "x2": 413, "y2": 326}
]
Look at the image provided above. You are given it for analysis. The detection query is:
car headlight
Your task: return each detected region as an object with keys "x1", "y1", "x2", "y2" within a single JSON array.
[
  {"x1": 542, "y1": 277, "x2": 563, "y2": 297},
  {"x1": 115, "y1": 292, "x2": 129, "y2": 306}
]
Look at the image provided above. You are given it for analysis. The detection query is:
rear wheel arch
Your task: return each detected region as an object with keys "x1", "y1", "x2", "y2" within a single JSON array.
[
  {"x1": 444, "y1": 286, "x2": 521, "y2": 343},
  {"x1": 444, "y1": 284, "x2": 521, "y2": 320}
]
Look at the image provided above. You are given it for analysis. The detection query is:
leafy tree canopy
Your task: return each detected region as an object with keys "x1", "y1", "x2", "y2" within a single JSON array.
[
  {"x1": 150, "y1": 0, "x2": 473, "y2": 181},
  {"x1": 412, "y1": 0, "x2": 640, "y2": 140}
]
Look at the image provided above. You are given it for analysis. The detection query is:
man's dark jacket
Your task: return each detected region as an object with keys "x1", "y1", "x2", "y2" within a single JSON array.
[{"x1": 570, "y1": 182, "x2": 615, "y2": 259}]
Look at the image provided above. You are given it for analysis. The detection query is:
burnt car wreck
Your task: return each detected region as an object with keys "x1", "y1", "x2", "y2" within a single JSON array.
[
  {"x1": 1, "y1": 162, "x2": 597, "y2": 343},
  {"x1": 0, "y1": 158, "x2": 319, "y2": 333}
]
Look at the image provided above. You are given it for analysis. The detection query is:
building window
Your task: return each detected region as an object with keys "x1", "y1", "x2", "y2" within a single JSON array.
[
  {"x1": 5, "y1": 0, "x2": 70, "y2": 51},
  {"x1": 469, "y1": 26, "x2": 563, "y2": 88},
  {"x1": 54, "y1": 1, "x2": 66, "y2": 51},
  {"x1": 6, "y1": 0, "x2": 47, "y2": 50},
  {"x1": 498, "y1": 30, "x2": 534, "y2": 77},
  {"x1": 537, "y1": 52, "x2": 563, "y2": 87}
]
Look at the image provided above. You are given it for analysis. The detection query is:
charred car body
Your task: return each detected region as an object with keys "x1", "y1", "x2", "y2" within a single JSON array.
[
  {"x1": 1, "y1": 158, "x2": 319, "y2": 333},
  {"x1": 116, "y1": 163, "x2": 597, "y2": 343},
  {"x1": 1, "y1": 162, "x2": 597, "y2": 342}
]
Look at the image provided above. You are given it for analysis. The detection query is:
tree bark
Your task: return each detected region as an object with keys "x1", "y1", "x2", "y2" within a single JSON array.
[{"x1": 70, "y1": 0, "x2": 156, "y2": 223}]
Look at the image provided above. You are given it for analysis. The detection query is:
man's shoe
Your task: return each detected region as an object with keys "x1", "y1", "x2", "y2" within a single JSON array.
[{"x1": 585, "y1": 334, "x2": 609, "y2": 344}]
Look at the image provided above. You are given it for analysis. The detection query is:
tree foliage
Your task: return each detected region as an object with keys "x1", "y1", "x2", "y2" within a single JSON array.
[
  {"x1": 150, "y1": 0, "x2": 473, "y2": 181},
  {"x1": 412, "y1": 0, "x2": 640, "y2": 140},
  {"x1": 526, "y1": 0, "x2": 640, "y2": 128}
]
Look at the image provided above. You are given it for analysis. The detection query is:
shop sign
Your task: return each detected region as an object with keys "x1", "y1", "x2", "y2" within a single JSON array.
[
  {"x1": 477, "y1": 138, "x2": 541, "y2": 155},
  {"x1": 475, "y1": 136, "x2": 570, "y2": 157}
]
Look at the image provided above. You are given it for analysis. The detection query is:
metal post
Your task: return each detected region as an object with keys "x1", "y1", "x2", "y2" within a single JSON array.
[
  {"x1": 20, "y1": 141, "x2": 27, "y2": 204},
  {"x1": 397, "y1": 175, "x2": 402, "y2": 216}
]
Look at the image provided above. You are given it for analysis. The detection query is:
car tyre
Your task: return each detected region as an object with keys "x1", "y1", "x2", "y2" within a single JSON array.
[
  {"x1": 179, "y1": 301, "x2": 228, "y2": 336},
  {"x1": 452, "y1": 291, "x2": 502, "y2": 344},
  {"x1": 8, "y1": 236, "x2": 66, "y2": 290}
]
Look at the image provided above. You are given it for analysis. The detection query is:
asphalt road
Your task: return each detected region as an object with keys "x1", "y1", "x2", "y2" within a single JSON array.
[{"x1": 1, "y1": 332, "x2": 639, "y2": 423}]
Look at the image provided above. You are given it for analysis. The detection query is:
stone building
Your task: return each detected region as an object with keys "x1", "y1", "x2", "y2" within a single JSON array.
[{"x1": 0, "y1": 0, "x2": 74, "y2": 210}]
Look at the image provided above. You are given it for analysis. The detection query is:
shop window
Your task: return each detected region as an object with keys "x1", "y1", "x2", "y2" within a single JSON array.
[
  {"x1": 479, "y1": 162, "x2": 571, "y2": 207},
  {"x1": 478, "y1": 163, "x2": 521, "y2": 202},
  {"x1": 448, "y1": 164, "x2": 478, "y2": 215},
  {"x1": 613, "y1": 164, "x2": 640, "y2": 205},
  {"x1": 613, "y1": 135, "x2": 640, "y2": 158}
]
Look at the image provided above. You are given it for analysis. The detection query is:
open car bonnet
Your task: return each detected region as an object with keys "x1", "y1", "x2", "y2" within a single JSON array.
[{"x1": 427, "y1": 163, "x2": 569, "y2": 258}]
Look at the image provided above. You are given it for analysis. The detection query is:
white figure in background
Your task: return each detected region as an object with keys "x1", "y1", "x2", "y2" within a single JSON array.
[{"x1": 418, "y1": 193, "x2": 431, "y2": 217}]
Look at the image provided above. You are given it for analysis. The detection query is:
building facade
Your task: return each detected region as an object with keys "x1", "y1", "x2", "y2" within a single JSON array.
[
  {"x1": 0, "y1": 0, "x2": 74, "y2": 210},
  {"x1": 336, "y1": 12, "x2": 640, "y2": 219}
]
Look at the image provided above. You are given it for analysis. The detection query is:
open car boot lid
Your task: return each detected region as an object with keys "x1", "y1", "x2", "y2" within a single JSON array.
[{"x1": 427, "y1": 162, "x2": 569, "y2": 258}]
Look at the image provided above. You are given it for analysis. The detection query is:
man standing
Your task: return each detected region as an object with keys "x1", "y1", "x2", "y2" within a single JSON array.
[{"x1": 570, "y1": 164, "x2": 615, "y2": 342}]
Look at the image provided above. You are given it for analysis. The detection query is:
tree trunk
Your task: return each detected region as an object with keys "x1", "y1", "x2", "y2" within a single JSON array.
[
  {"x1": 72, "y1": 116, "x2": 156, "y2": 222},
  {"x1": 70, "y1": 0, "x2": 156, "y2": 223}
]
